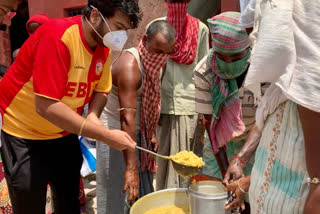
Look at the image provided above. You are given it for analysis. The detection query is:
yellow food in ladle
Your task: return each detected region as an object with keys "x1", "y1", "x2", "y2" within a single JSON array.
[
  {"x1": 170, "y1": 151, "x2": 205, "y2": 168},
  {"x1": 145, "y1": 205, "x2": 189, "y2": 214}
]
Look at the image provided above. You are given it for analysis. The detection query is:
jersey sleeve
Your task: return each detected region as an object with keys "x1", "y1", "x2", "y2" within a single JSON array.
[
  {"x1": 94, "y1": 52, "x2": 112, "y2": 94},
  {"x1": 33, "y1": 37, "x2": 71, "y2": 101}
]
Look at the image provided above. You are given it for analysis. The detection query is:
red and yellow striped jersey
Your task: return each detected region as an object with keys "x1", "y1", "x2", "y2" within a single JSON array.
[{"x1": 0, "y1": 16, "x2": 112, "y2": 140}]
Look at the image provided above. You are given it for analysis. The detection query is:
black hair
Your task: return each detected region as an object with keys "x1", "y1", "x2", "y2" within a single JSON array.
[
  {"x1": 17, "y1": 1, "x2": 28, "y2": 12},
  {"x1": 17, "y1": 1, "x2": 29, "y2": 17},
  {"x1": 146, "y1": 20, "x2": 176, "y2": 43},
  {"x1": 83, "y1": 0, "x2": 142, "y2": 28}
]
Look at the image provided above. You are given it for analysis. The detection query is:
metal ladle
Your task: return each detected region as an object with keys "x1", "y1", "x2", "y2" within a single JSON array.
[{"x1": 136, "y1": 145, "x2": 203, "y2": 177}]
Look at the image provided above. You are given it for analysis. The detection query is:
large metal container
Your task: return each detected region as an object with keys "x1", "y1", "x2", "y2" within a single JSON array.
[
  {"x1": 130, "y1": 188, "x2": 189, "y2": 214},
  {"x1": 189, "y1": 181, "x2": 231, "y2": 214}
]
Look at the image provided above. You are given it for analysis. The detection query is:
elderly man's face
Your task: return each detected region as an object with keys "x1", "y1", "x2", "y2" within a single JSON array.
[
  {"x1": 215, "y1": 49, "x2": 249, "y2": 63},
  {"x1": 144, "y1": 33, "x2": 175, "y2": 55}
]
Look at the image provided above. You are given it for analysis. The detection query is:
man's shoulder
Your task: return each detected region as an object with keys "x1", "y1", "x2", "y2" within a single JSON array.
[
  {"x1": 194, "y1": 56, "x2": 211, "y2": 76},
  {"x1": 114, "y1": 51, "x2": 141, "y2": 79},
  {"x1": 114, "y1": 51, "x2": 142, "y2": 89},
  {"x1": 35, "y1": 16, "x2": 81, "y2": 42},
  {"x1": 116, "y1": 51, "x2": 138, "y2": 69},
  {"x1": 198, "y1": 20, "x2": 209, "y2": 32},
  {"x1": 196, "y1": 21, "x2": 209, "y2": 49}
]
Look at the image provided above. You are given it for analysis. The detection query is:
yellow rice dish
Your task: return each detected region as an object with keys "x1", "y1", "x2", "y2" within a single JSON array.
[
  {"x1": 145, "y1": 205, "x2": 189, "y2": 214},
  {"x1": 170, "y1": 151, "x2": 205, "y2": 168}
]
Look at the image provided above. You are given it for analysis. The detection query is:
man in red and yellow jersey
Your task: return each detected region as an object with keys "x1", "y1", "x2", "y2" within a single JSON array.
[{"x1": 0, "y1": 0, "x2": 142, "y2": 213}]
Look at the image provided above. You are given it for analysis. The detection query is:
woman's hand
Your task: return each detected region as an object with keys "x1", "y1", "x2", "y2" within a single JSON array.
[
  {"x1": 223, "y1": 158, "x2": 245, "y2": 185},
  {"x1": 225, "y1": 176, "x2": 250, "y2": 211}
]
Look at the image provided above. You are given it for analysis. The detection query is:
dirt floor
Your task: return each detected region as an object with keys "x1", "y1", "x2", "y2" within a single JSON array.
[
  {"x1": 82, "y1": 173, "x2": 97, "y2": 214},
  {"x1": 81, "y1": 173, "x2": 157, "y2": 214}
]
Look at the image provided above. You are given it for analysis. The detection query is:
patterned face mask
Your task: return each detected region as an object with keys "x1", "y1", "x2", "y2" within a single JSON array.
[
  {"x1": 138, "y1": 42, "x2": 168, "y2": 80},
  {"x1": 166, "y1": 2, "x2": 199, "y2": 65},
  {"x1": 215, "y1": 50, "x2": 250, "y2": 79}
]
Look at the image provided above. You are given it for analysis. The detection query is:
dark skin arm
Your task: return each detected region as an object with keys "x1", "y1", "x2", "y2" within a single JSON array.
[
  {"x1": 113, "y1": 52, "x2": 141, "y2": 201},
  {"x1": 297, "y1": 105, "x2": 320, "y2": 214},
  {"x1": 87, "y1": 92, "x2": 108, "y2": 126},
  {"x1": 223, "y1": 124, "x2": 262, "y2": 185}
]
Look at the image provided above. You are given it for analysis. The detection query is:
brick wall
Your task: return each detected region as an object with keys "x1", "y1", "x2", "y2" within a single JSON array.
[
  {"x1": 27, "y1": 0, "x2": 222, "y2": 51},
  {"x1": 28, "y1": 0, "x2": 87, "y2": 18},
  {"x1": 221, "y1": 0, "x2": 240, "y2": 12},
  {"x1": 125, "y1": 0, "x2": 167, "y2": 48}
]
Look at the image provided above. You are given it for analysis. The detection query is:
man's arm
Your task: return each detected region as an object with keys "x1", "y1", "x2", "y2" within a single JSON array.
[
  {"x1": 236, "y1": 124, "x2": 261, "y2": 163},
  {"x1": 223, "y1": 124, "x2": 261, "y2": 184},
  {"x1": 203, "y1": 114, "x2": 229, "y2": 177},
  {"x1": 297, "y1": 105, "x2": 320, "y2": 214},
  {"x1": 87, "y1": 92, "x2": 108, "y2": 126},
  {"x1": 35, "y1": 95, "x2": 135, "y2": 151},
  {"x1": 114, "y1": 52, "x2": 141, "y2": 201}
]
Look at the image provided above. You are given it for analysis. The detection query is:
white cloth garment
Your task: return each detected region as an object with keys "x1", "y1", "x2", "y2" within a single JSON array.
[
  {"x1": 239, "y1": 0, "x2": 251, "y2": 13},
  {"x1": 245, "y1": 0, "x2": 320, "y2": 113},
  {"x1": 239, "y1": 0, "x2": 256, "y2": 28},
  {"x1": 255, "y1": 84, "x2": 287, "y2": 131}
]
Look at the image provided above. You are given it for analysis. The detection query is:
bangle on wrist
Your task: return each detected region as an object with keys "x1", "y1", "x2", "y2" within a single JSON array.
[
  {"x1": 307, "y1": 177, "x2": 320, "y2": 185},
  {"x1": 238, "y1": 178, "x2": 248, "y2": 193},
  {"x1": 235, "y1": 156, "x2": 246, "y2": 166},
  {"x1": 78, "y1": 119, "x2": 87, "y2": 136}
]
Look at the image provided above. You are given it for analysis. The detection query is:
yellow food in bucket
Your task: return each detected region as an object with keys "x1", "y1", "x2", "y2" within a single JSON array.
[
  {"x1": 170, "y1": 151, "x2": 205, "y2": 168},
  {"x1": 145, "y1": 205, "x2": 189, "y2": 214}
]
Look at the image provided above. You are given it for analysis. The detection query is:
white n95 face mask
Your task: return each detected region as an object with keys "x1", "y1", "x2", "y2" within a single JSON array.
[
  {"x1": 86, "y1": 5, "x2": 128, "y2": 51},
  {"x1": 102, "y1": 30, "x2": 128, "y2": 51}
]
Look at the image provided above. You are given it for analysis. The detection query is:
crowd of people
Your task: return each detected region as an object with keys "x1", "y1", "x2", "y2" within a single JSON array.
[{"x1": 0, "y1": 0, "x2": 319, "y2": 214}]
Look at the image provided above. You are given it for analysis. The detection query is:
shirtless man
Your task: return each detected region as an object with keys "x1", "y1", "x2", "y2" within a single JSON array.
[{"x1": 97, "y1": 20, "x2": 176, "y2": 213}]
